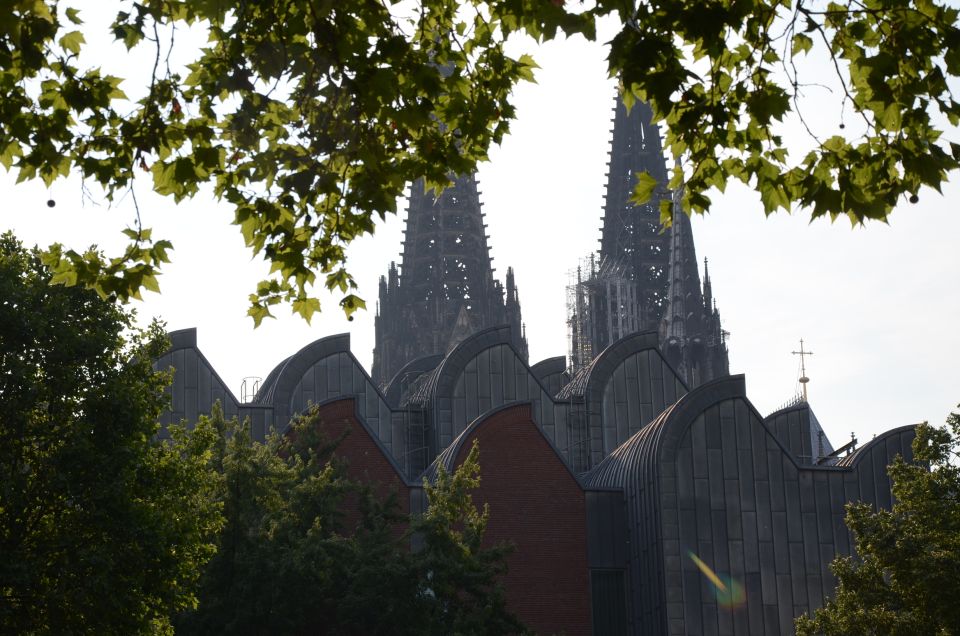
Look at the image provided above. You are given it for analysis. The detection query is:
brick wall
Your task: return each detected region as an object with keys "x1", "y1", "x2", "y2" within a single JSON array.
[
  {"x1": 452, "y1": 404, "x2": 592, "y2": 636},
  {"x1": 308, "y1": 398, "x2": 410, "y2": 522}
]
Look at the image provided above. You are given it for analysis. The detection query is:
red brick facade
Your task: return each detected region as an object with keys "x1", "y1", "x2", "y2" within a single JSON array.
[
  {"x1": 307, "y1": 399, "x2": 591, "y2": 635},
  {"x1": 451, "y1": 404, "x2": 592, "y2": 636},
  {"x1": 309, "y1": 399, "x2": 410, "y2": 518}
]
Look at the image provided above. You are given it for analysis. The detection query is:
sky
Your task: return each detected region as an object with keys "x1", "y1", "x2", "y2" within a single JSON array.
[{"x1": 2, "y1": 9, "x2": 958, "y2": 450}]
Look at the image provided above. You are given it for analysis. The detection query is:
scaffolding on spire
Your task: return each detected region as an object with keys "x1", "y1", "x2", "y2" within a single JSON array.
[{"x1": 566, "y1": 254, "x2": 641, "y2": 372}]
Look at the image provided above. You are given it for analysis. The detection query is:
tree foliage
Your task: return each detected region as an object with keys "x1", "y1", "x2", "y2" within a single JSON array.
[
  {"x1": 0, "y1": 231, "x2": 222, "y2": 635},
  {"x1": 796, "y1": 409, "x2": 960, "y2": 636},
  {"x1": 177, "y1": 406, "x2": 525, "y2": 636},
  {"x1": 2, "y1": 0, "x2": 957, "y2": 320},
  {"x1": 414, "y1": 440, "x2": 522, "y2": 635}
]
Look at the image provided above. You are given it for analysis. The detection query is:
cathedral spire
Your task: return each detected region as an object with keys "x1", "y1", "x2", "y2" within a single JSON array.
[
  {"x1": 568, "y1": 95, "x2": 675, "y2": 370},
  {"x1": 598, "y1": 98, "x2": 672, "y2": 328},
  {"x1": 372, "y1": 175, "x2": 527, "y2": 385},
  {"x1": 567, "y1": 91, "x2": 729, "y2": 386}
]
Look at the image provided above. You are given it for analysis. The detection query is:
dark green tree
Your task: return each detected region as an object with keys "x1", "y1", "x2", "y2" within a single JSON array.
[
  {"x1": 0, "y1": 231, "x2": 223, "y2": 635},
  {"x1": 796, "y1": 408, "x2": 960, "y2": 635},
  {"x1": 413, "y1": 440, "x2": 521, "y2": 636},
  {"x1": 178, "y1": 407, "x2": 525, "y2": 636},
  {"x1": 2, "y1": 1, "x2": 956, "y2": 320}
]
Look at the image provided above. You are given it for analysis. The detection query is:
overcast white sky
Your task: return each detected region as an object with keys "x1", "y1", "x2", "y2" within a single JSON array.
[{"x1": 2, "y1": 9, "x2": 958, "y2": 449}]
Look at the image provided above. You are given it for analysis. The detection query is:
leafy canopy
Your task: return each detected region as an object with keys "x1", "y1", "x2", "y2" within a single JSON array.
[
  {"x1": 2, "y1": 0, "x2": 958, "y2": 321},
  {"x1": 795, "y1": 409, "x2": 960, "y2": 636},
  {"x1": 177, "y1": 406, "x2": 525, "y2": 635},
  {"x1": 0, "y1": 231, "x2": 222, "y2": 635}
]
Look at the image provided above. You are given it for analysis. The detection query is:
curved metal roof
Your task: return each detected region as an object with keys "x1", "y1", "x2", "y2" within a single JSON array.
[
  {"x1": 835, "y1": 424, "x2": 917, "y2": 467},
  {"x1": 383, "y1": 353, "x2": 444, "y2": 407},
  {"x1": 555, "y1": 330, "x2": 671, "y2": 401}
]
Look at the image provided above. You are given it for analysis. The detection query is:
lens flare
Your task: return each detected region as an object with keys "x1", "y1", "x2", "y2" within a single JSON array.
[{"x1": 686, "y1": 551, "x2": 746, "y2": 608}]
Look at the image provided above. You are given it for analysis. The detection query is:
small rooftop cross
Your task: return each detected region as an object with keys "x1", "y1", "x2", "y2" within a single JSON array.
[{"x1": 791, "y1": 339, "x2": 814, "y2": 402}]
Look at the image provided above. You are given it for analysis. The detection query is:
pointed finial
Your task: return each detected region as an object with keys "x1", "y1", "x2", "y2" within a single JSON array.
[
  {"x1": 703, "y1": 258, "x2": 714, "y2": 311},
  {"x1": 791, "y1": 339, "x2": 814, "y2": 402}
]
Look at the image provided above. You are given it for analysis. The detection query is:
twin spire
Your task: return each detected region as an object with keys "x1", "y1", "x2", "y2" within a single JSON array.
[{"x1": 373, "y1": 93, "x2": 728, "y2": 389}]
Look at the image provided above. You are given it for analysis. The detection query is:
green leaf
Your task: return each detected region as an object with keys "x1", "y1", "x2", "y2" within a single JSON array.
[
  {"x1": 791, "y1": 33, "x2": 813, "y2": 56},
  {"x1": 0, "y1": 142, "x2": 22, "y2": 170},
  {"x1": 141, "y1": 273, "x2": 161, "y2": 293},
  {"x1": 291, "y1": 296, "x2": 321, "y2": 323},
  {"x1": 631, "y1": 171, "x2": 658, "y2": 205},
  {"x1": 104, "y1": 75, "x2": 127, "y2": 100},
  {"x1": 65, "y1": 7, "x2": 82, "y2": 24},
  {"x1": 247, "y1": 301, "x2": 273, "y2": 327},
  {"x1": 516, "y1": 54, "x2": 539, "y2": 82},
  {"x1": 49, "y1": 267, "x2": 78, "y2": 287},
  {"x1": 880, "y1": 103, "x2": 902, "y2": 131},
  {"x1": 59, "y1": 30, "x2": 85, "y2": 55}
]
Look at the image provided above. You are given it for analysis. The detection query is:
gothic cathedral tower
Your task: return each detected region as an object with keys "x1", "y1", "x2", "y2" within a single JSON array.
[
  {"x1": 568, "y1": 97, "x2": 729, "y2": 387},
  {"x1": 372, "y1": 175, "x2": 527, "y2": 386}
]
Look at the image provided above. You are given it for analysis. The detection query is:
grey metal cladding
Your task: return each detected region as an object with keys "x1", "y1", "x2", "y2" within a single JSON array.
[
  {"x1": 565, "y1": 330, "x2": 687, "y2": 466},
  {"x1": 429, "y1": 333, "x2": 565, "y2": 460},
  {"x1": 764, "y1": 403, "x2": 836, "y2": 465},
  {"x1": 382, "y1": 353, "x2": 444, "y2": 407},
  {"x1": 154, "y1": 328, "x2": 240, "y2": 430},
  {"x1": 277, "y1": 341, "x2": 393, "y2": 452},
  {"x1": 586, "y1": 489, "x2": 629, "y2": 569},
  {"x1": 591, "y1": 570, "x2": 629, "y2": 635},
  {"x1": 531, "y1": 356, "x2": 570, "y2": 398},
  {"x1": 586, "y1": 374, "x2": 916, "y2": 635}
]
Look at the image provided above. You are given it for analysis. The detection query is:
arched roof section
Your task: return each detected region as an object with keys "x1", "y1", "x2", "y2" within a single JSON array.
[
  {"x1": 253, "y1": 354, "x2": 291, "y2": 404},
  {"x1": 581, "y1": 374, "x2": 749, "y2": 633},
  {"x1": 422, "y1": 401, "x2": 580, "y2": 486},
  {"x1": 156, "y1": 328, "x2": 241, "y2": 427},
  {"x1": 530, "y1": 356, "x2": 569, "y2": 398},
  {"x1": 558, "y1": 330, "x2": 688, "y2": 467},
  {"x1": 383, "y1": 353, "x2": 443, "y2": 407},
  {"x1": 253, "y1": 333, "x2": 351, "y2": 407},
  {"x1": 414, "y1": 325, "x2": 568, "y2": 456},
  {"x1": 420, "y1": 325, "x2": 515, "y2": 404},
  {"x1": 589, "y1": 331, "x2": 687, "y2": 404},
  {"x1": 764, "y1": 401, "x2": 835, "y2": 464},
  {"x1": 252, "y1": 334, "x2": 396, "y2": 453},
  {"x1": 835, "y1": 424, "x2": 916, "y2": 467},
  {"x1": 585, "y1": 374, "x2": 745, "y2": 488},
  {"x1": 530, "y1": 356, "x2": 566, "y2": 380},
  {"x1": 557, "y1": 331, "x2": 670, "y2": 400}
]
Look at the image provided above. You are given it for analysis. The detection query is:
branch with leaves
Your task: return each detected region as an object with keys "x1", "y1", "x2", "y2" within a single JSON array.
[{"x1": 1, "y1": 0, "x2": 957, "y2": 322}]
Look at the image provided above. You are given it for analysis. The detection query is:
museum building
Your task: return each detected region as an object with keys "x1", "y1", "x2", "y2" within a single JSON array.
[{"x1": 156, "y1": 97, "x2": 915, "y2": 635}]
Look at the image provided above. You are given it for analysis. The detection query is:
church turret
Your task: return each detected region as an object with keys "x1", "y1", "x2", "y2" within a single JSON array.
[
  {"x1": 372, "y1": 176, "x2": 528, "y2": 385},
  {"x1": 388, "y1": 260, "x2": 399, "y2": 292},
  {"x1": 702, "y1": 258, "x2": 713, "y2": 311},
  {"x1": 504, "y1": 266, "x2": 528, "y2": 360}
]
